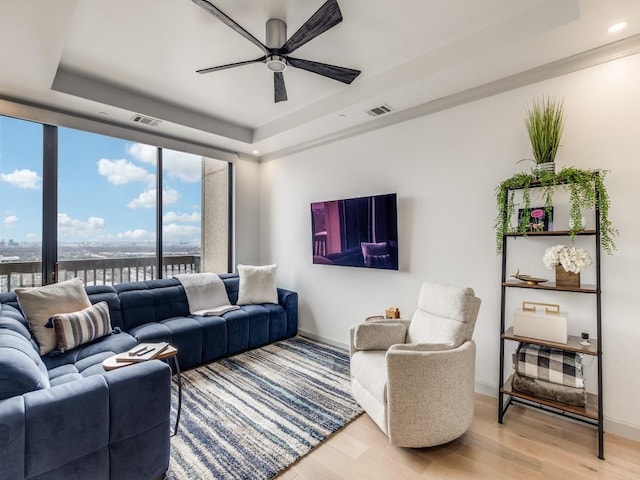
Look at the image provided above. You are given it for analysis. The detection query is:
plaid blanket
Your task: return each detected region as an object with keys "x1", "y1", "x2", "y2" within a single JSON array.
[{"x1": 515, "y1": 343, "x2": 584, "y2": 388}]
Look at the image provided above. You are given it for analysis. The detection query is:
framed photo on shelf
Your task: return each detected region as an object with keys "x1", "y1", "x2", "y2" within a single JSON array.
[{"x1": 518, "y1": 206, "x2": 553, "y2": 232}]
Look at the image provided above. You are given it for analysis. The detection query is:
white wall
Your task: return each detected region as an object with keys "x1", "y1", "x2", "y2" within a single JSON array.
[{"x1": 258, "y1": 53, "x2": 640, "y2": 440}]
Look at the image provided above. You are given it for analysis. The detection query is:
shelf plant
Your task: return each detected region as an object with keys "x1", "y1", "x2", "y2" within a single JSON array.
[
  {"x1": 525, "y1": 96, "x2": 565, "y2": 172},
  {"x1": 494, "y1": 167, "x2": 617, "y2": 254}
]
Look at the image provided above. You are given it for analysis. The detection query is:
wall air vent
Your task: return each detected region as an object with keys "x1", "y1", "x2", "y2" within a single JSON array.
[
  {"x1": 365, "y1": 104, "x2": 393, "y2": 117},
  {"x1": 131, "y1": 114, "x2": 161, "y2": 127}
]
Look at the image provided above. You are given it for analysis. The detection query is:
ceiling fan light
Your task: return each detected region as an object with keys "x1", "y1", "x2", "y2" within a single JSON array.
[{"x1": 266, "y1": 55, "x2": 287, "y2": 72}]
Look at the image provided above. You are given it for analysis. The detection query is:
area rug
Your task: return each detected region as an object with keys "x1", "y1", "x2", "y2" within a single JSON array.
[{"x1": 165, "y1": 336, "x2": 363, "y2": 480}]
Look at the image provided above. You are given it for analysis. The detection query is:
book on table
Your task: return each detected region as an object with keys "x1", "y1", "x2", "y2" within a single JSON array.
[{"x1": 116, "y1": 342, "x2": 170, "y2": 363}]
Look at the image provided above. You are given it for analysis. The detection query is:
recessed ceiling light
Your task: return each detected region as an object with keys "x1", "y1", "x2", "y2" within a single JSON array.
[
  {"x1": 338, "y1": 114, "x2": 346, "y2": 118},
  {"x1": 252, "y1": 150, "x2": 259, "y2": 154},
  {"x1": 608, "y1": 21, "x2": 628, "y2": 33}
]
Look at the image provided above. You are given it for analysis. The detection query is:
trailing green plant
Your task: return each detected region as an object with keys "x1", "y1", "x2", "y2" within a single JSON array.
[
  {"x1": 526, "y1": 96, "x2": 565, "y2": 165},
  {"x1": 494, "y1": 167, "x2": 617, "y2": 254}
]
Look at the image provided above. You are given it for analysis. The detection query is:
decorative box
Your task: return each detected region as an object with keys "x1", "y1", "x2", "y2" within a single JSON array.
[{"x1": 513, "y1": 301, "x2": 568, "y2": 344}]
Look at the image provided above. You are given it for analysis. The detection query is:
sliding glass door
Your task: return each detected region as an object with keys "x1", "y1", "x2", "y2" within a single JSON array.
[
  {"x1": 58, "y1": 128, "x2": 157, "y2": 284},
  {"x1": 0, "y1": 116, "x2": 43, "y2": 291}
]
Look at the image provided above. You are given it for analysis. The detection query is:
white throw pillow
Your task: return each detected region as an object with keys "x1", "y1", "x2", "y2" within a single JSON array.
[
  {"x1": 16, "y1": 278, "x2": 92, "y2": 355},
  {"x1": 237, "y1": 264, "x2": 278, "y2": 305}
]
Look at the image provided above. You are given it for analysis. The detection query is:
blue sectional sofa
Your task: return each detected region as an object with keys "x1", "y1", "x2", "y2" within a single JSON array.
[{"x1": 0, "y1": 273, "x2": 298, "y2": 480}]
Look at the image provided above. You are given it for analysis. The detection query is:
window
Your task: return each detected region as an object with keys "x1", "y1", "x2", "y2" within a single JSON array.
[
  {"x1": 57, "y1": 128, "x2": 158, "y2": 284},
  {"x1": 0, "y1": 114, "x2": 231, "y2": 293},
  {"x1": 162, "y1": 149, "x2": 230, "y2": 275},
  {"x1": 0, "y1": 116, "x2": 43, "y2": 291}
]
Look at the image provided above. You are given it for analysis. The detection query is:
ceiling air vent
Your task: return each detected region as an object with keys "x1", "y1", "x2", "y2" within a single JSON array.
[
  {"x1": 365, "y1": 104, "x2": 393, "y2": 117},
  {"x1": 131, "y1": 114, "x2": 161, "y2": 127}
]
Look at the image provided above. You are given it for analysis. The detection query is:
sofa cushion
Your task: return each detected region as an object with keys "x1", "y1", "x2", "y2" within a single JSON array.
[
  {"x1": 350, "y1": 350, "x2": 388, "y2": 404},
  {"x1": 50, "y1": 301, "x2": 112, "y2": 352},
  {"x1": 0, "y1": 329, "x2": 51, "y2": 400},
  {"x1": 237, "y1": 264, "x2": 278, "y2": 305},
  {"x1": 42, "y1": 331, "x2": 137, "y2": 372},
  {"x1": 86, "y1": 285, "x2": 123, "y2": 330},
  {"x1": 15, "y1": 278, "x2": 92, "y2": 355},
  {"x1": 129, "y1": 316, "x2": 203, "y2": 369},
  {"x1": 115, "y1": 279, "x2": 189, "y2": 331}
]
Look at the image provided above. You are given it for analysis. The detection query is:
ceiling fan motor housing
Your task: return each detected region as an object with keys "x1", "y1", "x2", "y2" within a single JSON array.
[{"x1": 266, "y1": 18, "x2": 287, "y2": 71}]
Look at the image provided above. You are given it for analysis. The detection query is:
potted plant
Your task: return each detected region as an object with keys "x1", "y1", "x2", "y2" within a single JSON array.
[
  {"x1": 494, "y1": 167, "x2": 617, "y2": 254},
  {"x1": 525, "y1": 96, "x2": 565, "y2": 175},
  {"x1": 543, "y1": 244, "x2": 593, "y2": 287}
]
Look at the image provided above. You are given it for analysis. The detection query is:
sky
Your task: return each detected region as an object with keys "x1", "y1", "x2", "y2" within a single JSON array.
[{"x1": 0, "y1": 116, "x2": 202, "y2": 246}]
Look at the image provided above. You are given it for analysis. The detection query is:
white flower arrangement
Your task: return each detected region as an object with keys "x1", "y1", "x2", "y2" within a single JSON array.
[{"x1": 543, "y1": 245, "x2": 593, "y2": 274}]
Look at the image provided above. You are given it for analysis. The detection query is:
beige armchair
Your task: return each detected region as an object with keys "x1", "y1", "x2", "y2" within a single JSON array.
[{"x1": 349, "y1": 281, "x2": 481, "y2": 448}]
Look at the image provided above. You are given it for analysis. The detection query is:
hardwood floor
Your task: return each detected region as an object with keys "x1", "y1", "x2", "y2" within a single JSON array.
[{"x1": 275, "y1": 394, "x2": 640, "y2": 479}]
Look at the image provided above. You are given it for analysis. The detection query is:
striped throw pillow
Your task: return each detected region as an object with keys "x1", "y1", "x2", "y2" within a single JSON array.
[{"x1": 49, "y1": 301, "x2": 112, "y2": 352}]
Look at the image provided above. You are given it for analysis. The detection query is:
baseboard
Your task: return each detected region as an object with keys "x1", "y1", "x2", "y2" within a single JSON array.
[
  {"x1": 476, "y1": 380, "x2": 640, "y2": 443},
  {"x1": 297, "y1": 329, "x2": 348, "y2": 350}
]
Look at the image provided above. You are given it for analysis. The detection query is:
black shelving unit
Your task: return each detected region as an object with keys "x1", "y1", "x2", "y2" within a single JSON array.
[{"x1": 497, "y1": 184, "x2": 604, "y2": 460}]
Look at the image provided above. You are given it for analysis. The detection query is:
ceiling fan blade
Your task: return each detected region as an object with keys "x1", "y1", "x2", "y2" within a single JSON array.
[
  {"x1": 286, "y1": 57, "x2": 360, "y2": 84},
  {"x1": 191, "y1": 0, "x2": 268, "y2": 55},
  {"x1": 196, "y1": 56, "x2": 266, "y2": 74},
  {"x1": 274, "y1": 72, "x2": 288, "y2": 103},
  {"x1": 280, "y1": 0, "x2": 342, "y2": 55}
]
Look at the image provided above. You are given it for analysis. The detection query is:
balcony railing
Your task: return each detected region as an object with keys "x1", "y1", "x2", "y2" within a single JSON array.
[{"x1": 0, "y1": 256, "x2": 200, "y2": 293}]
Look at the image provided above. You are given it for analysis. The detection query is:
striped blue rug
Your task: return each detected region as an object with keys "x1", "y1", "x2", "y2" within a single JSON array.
[{"x1": 166, "y1": 336, "x2": 363, "y2": 480}]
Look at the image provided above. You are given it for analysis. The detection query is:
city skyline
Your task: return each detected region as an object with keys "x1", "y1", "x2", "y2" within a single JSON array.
[{"x1": 0, "y1": 117, "x2": 203, "y2": 247}]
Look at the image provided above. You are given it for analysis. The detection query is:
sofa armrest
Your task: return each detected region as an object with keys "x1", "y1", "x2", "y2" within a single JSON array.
[
  {"x1": 23, "y1": 374, "x2": 110, "y2": 479},
  {"x1": 104, "y1": 360, "x2": 171, "y2": 443},
  {"x1": 104, "y1": 360, "x2": 171, "y2": 480},
  {"x1": 351, "y1": 322, "x2": 408, "y2": 352},
  {"x1": 277, "y1": 288, "x2": 298, "y2": 338},
  {"x1": 0, "y1": 396, "x2": 26, "y2": 480}
]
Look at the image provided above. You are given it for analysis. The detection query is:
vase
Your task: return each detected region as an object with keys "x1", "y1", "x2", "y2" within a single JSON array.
[
  {"x1": 555, "y1": 265, "x2": 580, "y2": 287},
  {"x1": 535, "y1": 162, "x2": 555, "y2": 176},
  {"x1": 569, "y1": 215, "x2": 587, "y2": 231}
]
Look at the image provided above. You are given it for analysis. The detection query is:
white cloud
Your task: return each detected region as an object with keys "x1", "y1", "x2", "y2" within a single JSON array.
[
  {"x1": 0, "y1": 169, "x2": 41, "y2": 189},
  {"x1": 163, "y1": 150, "x2": 201, "y2": 183},
  {"x1": 163, "y1": 223, "x2": 201, "y2": 241},
  {"x1": 117, "y1": 229, "x2": 154, "y2": 241},
  {"x1": 126, "y1": 143, "x2": 156, "y2": 165},
  {"x1": 3, "y1": 215, "x2": 18, "y2": 227},
  {"x1": 58, "y1": 214, "x2": 108, "y2": 239},
  {"x1": 128, "y1": 188, "x2": 179, "y2": 209},
  {"x1": 25, "y1": 233, "x2": 39, "y2": 241},
  {"x1": 97, "y1": 158, "x2": 154, "y2": 185},
  {"x1": 127, "y1": 143, "x2": 201, "y2": 183},
  {"x1": 163, "y1": 211, "x2": 201, "y2": 223}
]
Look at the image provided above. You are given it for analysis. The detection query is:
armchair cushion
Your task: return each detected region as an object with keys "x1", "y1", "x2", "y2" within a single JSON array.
[
  {"x1": 350, "y1": 351, "x2": 387, "y2": 404},
  {"x1": 407, "y1": 282, "x2": 481, "y2": 347},
  {"x1": 353, "y1": 322, "x2": 407, "y2": 351},
  {"x1": 388, "y1": 342, "x2": 455, "y2": 352}
]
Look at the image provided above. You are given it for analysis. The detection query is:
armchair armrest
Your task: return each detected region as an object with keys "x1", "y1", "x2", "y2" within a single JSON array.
[
  {"x1": 349, "y1": 320, "x2": 409, "y2": 355},
  {"x1": 385, "y1": 340, "x2": 476, "y2": 447}
]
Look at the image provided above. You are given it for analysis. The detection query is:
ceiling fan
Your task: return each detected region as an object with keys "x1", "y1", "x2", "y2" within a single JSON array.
[{"x1": 191, "y1": 0, "x2": 361, "y2": 103}]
